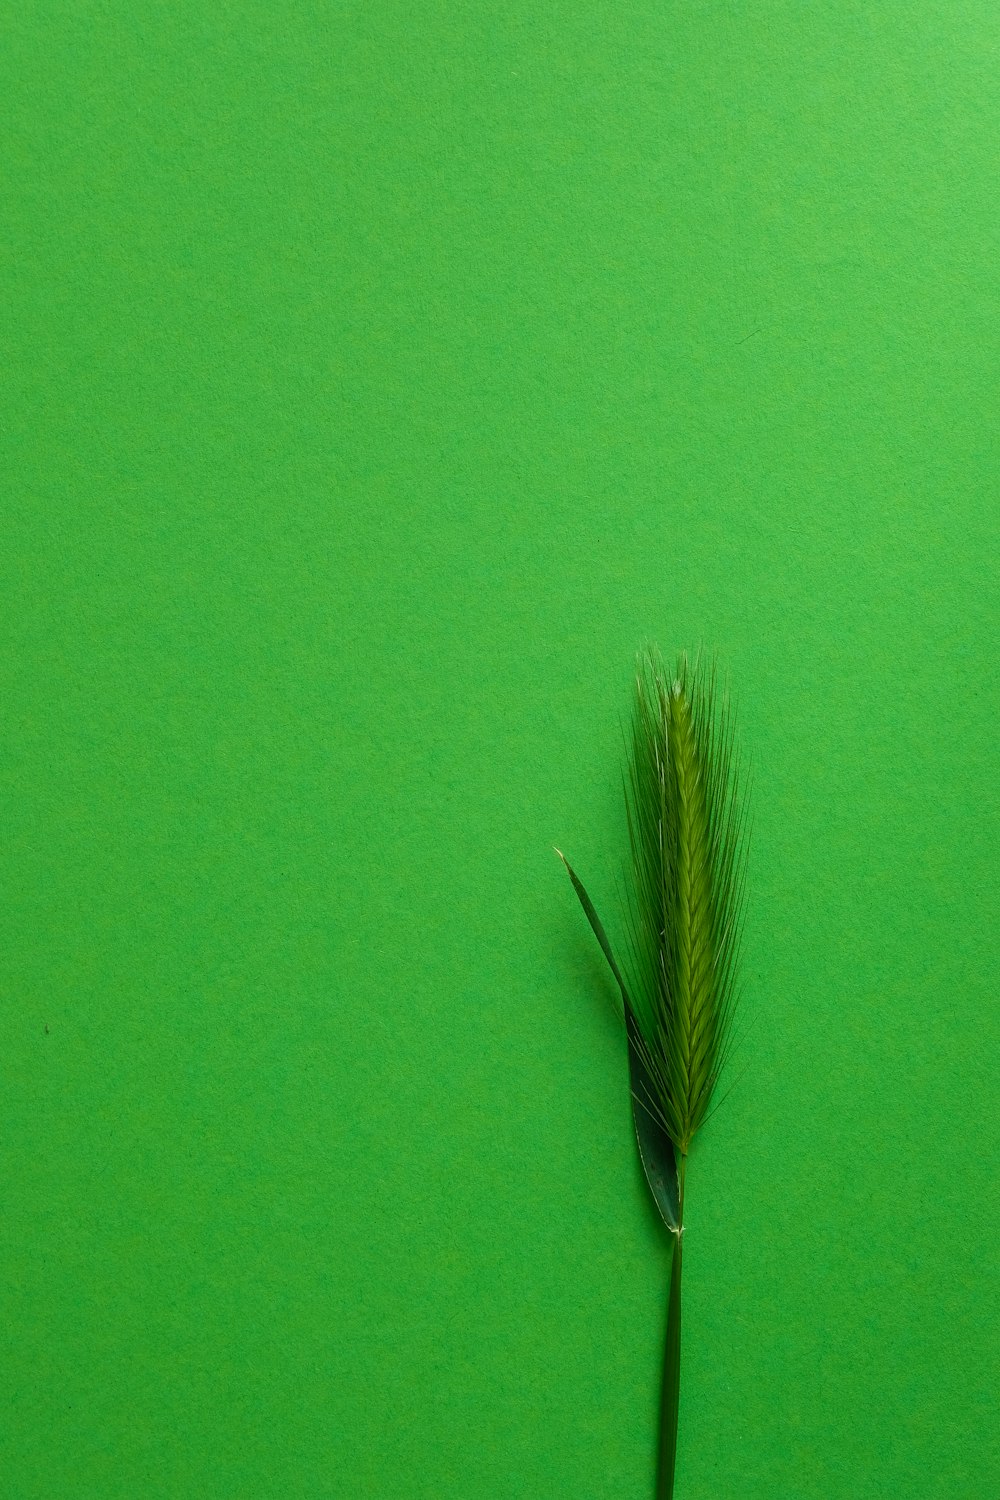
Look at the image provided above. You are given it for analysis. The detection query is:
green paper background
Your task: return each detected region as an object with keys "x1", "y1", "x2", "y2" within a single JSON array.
[{"x1": 2, "y1": 3, "x2": 999, "y2": 1496}]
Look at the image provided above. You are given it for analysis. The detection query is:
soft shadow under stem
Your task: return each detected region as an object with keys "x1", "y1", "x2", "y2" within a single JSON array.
[{"x1": 657, "y1": 1153, "x2": 686, "y2": 1500}]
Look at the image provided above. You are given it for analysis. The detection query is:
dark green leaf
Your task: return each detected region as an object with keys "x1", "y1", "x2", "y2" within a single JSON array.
[
  {"x1": 555, "y1": 849, "x2": 630, "y2": 1006},
  {"x1": 557, "y1": 850, "x2": 680, "y2": 1233},
  {"x1": 626, "y1": 1009, "x2": 680, "y2": 1233}
]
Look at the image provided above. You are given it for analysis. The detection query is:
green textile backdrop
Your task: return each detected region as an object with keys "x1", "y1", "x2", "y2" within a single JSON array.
[{"x1": 2, "y1": 4, "x2": 999, "y2": 1497}]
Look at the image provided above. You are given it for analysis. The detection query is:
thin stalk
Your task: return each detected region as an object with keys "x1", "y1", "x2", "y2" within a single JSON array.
[{"x1": 657, "y1": 1157, "x2": 686, "y2": 1500}]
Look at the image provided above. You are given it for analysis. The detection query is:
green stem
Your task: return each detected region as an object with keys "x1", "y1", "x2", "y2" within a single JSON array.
[{"x1": 657, "y1": 1162, "x2": 686, "y2": 1499}]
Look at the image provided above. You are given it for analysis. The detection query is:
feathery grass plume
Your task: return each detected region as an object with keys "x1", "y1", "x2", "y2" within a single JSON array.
[{"x1": 558, "y1": 648, "x2": 749, "y2": 1500}]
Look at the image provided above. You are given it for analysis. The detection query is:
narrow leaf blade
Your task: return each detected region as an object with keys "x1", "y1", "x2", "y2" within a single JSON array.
[
  {"x1": 627, "y1": 1009, "x2": 680, "y2": 1232},
  {"x1": 558, "y1": 850, "x2": 680, "y2": 1232},
  {"x1": 555, "y1": 849, "x2": 630, "y2": 1006}
]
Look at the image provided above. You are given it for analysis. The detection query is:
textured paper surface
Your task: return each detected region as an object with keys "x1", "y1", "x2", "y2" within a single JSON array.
[{"x1": 2, "y1": 3, "x2": 999, "y2": 1496}]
